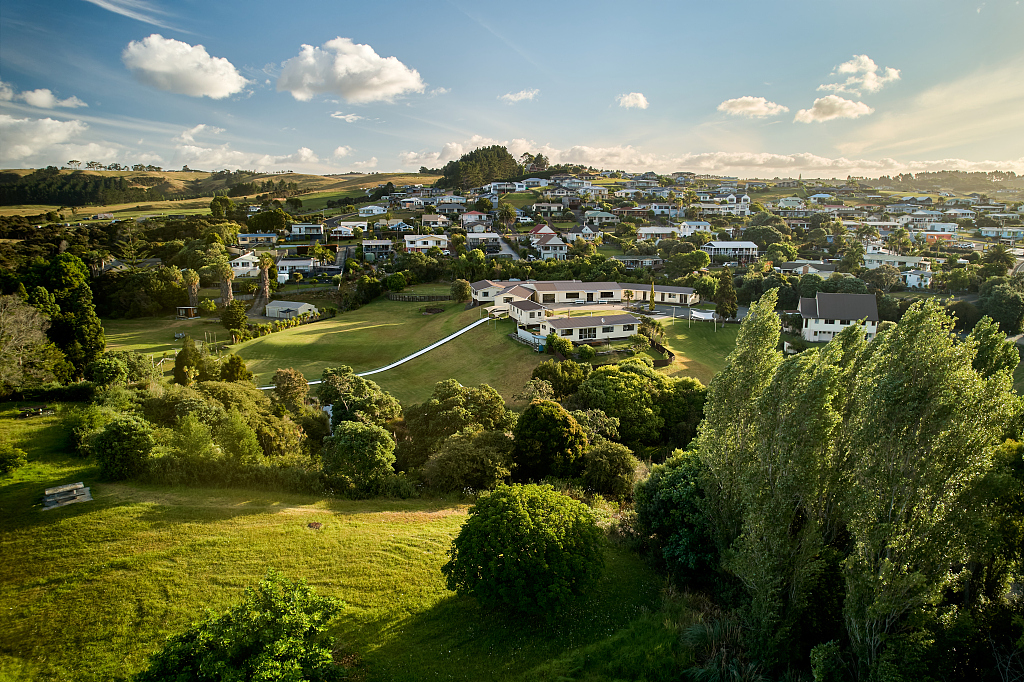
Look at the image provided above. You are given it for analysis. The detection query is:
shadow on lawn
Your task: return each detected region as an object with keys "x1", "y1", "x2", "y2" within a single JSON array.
[{"x1": 340, "y1": 550, "x2": 663, "y2": 682}]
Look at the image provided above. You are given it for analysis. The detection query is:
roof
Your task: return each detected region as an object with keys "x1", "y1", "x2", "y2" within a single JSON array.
[
  {"x1": 703, "y1": 241, "x2": 759, "y2": 249},
  {"x1": 266, "y1": 300, "x2": 316, "y2": 310},
  {"x1": 779, "y1": 261, "x2": 837, "y2": 272},
  {"x1": 546, "y1": 314, "x2": 639, "y2": 329},
  {"x1": 799, "y1": 293, "x2": 879, "y2": 321},
  {"x1": 361, "y1": 240, "x2": 392, "y2": 246},
  {"x1": 510, "y1": 299, "x2": 546, "y2": 312},
  {"x1": 500, "y1": 285, "x2": 536, "y2": 299},
  {"x1": 653, "y1": 285, "x2": 696, "y2": 295},
  {"x1": 531, "y1": 281, "x2": 620, "y2": 292},
  {"x1": 471, "y1": 279, "x2": 502, "y2": 291}
]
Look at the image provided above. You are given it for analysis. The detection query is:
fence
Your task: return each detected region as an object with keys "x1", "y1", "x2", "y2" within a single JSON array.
[{"x1": 387, "y1": 293, "x2": 452, "y2": 302}]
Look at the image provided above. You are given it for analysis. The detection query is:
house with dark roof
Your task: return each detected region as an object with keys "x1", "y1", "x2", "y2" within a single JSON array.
[
  {"x1": 537, "y1": 314, "x2": 640, "y2": 343},
  {"x1": 798, "y1": 292, "x2": 879, "y2": 342}
]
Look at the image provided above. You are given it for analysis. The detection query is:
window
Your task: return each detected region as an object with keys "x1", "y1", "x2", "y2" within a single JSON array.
[
  {"x1": 565, "y1": 292, "x2": 579, "y2": 299},
  {"x1": 543, "y1": 294, "x2": 555, "y2": 303},
  {"x1": 623, "y1": 324, "x2": 635, "y2": 332},
  {"x1": 580, "y1": 328, "x2": 596, "y2": 340},
  {"x1": 600, "y1": 291, "x2": 613, "y2": 298},
  {"x1": 561, "y1": 329, "x2": 574, "y2": 337},
  {"x1": 804, "y1": 319, "x2": 809, "y2": 328},
  {"x1": 840, "y1": 319, "x2": 849, "y2": 325},
  {"x1": 481, "y1": 291, "x2": 489, "y2": 297},
  {"x1": 825, "y1": 319, "x2": 835, "y2": 325},
  {"x1": 602, "y1": 326, "x2": 614, "y2": 333}
]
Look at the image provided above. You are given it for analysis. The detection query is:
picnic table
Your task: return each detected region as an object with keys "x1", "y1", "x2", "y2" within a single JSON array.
[{"x1": 18, "y1": 405, "x2": 53, "y2": 419}]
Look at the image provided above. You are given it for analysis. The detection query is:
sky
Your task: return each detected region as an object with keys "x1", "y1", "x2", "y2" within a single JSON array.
[{"x1": 1, "y1": 0, "x2": 1023, "y2": 179}]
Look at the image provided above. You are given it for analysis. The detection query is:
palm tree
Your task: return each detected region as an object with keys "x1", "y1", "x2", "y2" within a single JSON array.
[
  {"x1": 182, "y1": 269, "x2": 200, "y2": 308},
  {"x1": 984, "y1": 244, "x2": 1015, "y2": 270},
  {"x1": 257, "y1": 252, "x2": 275, "y2": 301},
  {"x1": 496, "y1": 202, "x2": 516, "y2": 234},
  {"x1": 218, "y1": 261, "x2": 235, "y2": 306}
]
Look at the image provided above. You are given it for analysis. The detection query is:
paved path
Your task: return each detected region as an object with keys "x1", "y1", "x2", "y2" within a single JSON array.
[{"x1": 256, "y1": 316, "x2": 492, "y2": 389}]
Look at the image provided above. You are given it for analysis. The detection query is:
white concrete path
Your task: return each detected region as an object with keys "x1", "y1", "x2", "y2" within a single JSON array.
[{"x1": 257, "y1": 316, "x2": 492, "y2": 389}]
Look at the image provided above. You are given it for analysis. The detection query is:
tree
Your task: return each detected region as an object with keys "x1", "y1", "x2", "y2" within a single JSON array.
[
  {"x1": 665, "y1": 250, "x2": 710, "y2": 278},
  {"x1": 221, "y1": 300, "x2": 248, "y2": 330},
  {"x1": 84, "y1": 356, "x2": 128, "y2": 387},
  {"x1": 982, "y1": 284, "x2": 1024, "y2": 334},
  {"x1": 215, "y1": 409, "x2": 263, "y2": 466},
  {"x1": 743, "y1": 225, "x2": 784, "y2": 249},
  {"x1": 629, "y1": 333, "x2": 651, "y2": 354},
  {"x1": 93, "y1": 414, "x2": 155, "y2": 480},
  {"x1": 182, "y1": 269, "x2": 200, "y2": 308},
  {"x1": 581, "y1": 440, "x2": 639, "y2": 499},
  {"x1": 220, "y1": 354, "x2": 253, "y2": 382},
  {"x1": 545, "y1": 332, "x2": 574, "y2": 357},
  {"x1": 317, "y1": 366, "x2": 400, "y2": 429},
  {"x1": 135, "y1": 572, "x2": 344, "y2": 682},
  {"x1": 860, "y1": 264, "x2": 900, "y2": 293},
  {"x1": 450, "y1": 279, "x2": 472, "y2": 303},
  {"x1": 967, "y1": 315, "x2": 1018, "y2": 378},
  {"x1": 385, "y1": 272, "x2": 407, "y2": 292},
  {"x1": 496, "y1": 202, "x2": 516, "y2": 232},
  {"x1": 512, "y1": 400, "x2": 588, "y2": 481},
  {"x1": 575, "y1": 360, "x2": 666, "y2": 447},
  {"x1": 984, "y1": 243, "x2": 1015, "y2": 272},
  {"x1": 173, "y1": 336, "x2": 200, "y2": 385},
  {"x1": 0, "y1": 295, "x2": 57, "y2": 388},
  {"x1": 272, "y1": 368, "x2": 308, "y2": 412},
  {"x1": 257, "y1": 252, "x2": 275, "y2": 301},
  {"x1": 0, "y1": 442, "x2": 28, "y2": 477},
  {"x1": 423, "y1": 428, "x2": 513, "y2": 492},
  {"x1": 714, "y1": 269, "x2": 738, "y2": 320},
  {"x1": 322, "y1": 421, "x2": 395, "y2": 491},
  {"x1": 531, "y1": 358, "x2": 590, "y2": 398},
  {"x1": 217, "y1": 261, "x2": 235, "y2": 306},
  {"x1": 441, "y1": 484, "x2": 604, "y2": 620}
]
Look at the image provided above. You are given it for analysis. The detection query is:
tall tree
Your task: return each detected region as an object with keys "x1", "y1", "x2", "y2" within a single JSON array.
[
  {"x1": 257, "y1": 252, "x2": 275, "y2": 301},
  {"x1": 182, "y1": 269, "x2": 200, "y2": 308},
  {"x1": 714, "y1": 268, "x2": 738, "y2": 320}
]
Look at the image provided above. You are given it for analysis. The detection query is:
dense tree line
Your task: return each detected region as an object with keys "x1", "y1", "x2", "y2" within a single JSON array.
[
  {"x1": 435, "y1": 145, "x2": 522, "y2": 189},
  {"x1": 0, "y1": 167, "x2": 164, "y2": 206}
]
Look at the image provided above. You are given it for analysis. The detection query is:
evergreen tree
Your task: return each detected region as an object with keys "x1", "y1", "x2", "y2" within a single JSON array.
[{"x1": 714, "y1": 268, "x2": 738, "y2": 320}]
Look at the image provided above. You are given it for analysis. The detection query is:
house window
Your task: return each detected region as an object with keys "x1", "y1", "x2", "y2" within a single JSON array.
[
  {"x1": 840, "y1": 320, "x2": 849, "y2": 325},
  {"x1": 565, "y1": 292, "x2": 579, "y2": 299},
  {"x1": 623, "y1": 324, "x2": 635, "y2": 332},
  {"x1": 482, "y1": 292, "x2": 489, "y2": 297},
  {"x1": 542, "y1": 294, "x2": 555, "y2": 304},
  {"x1": 804, "y1": 319, "x2": 809, "y2": 328},
  {"x1": 825, "y1": 320, "x2": 835, "y2": 325},
  {"x1": 602, "y1": 326, "x2": 614, "y2": 333},
  {"x1": 600, "y1": 291, "x2": 613, "y2": 298},
  {"x1": 529, "y1": 312, "x2": 535, "y2": 319},
  {"x1": 580, "y1": 328, "x2": 596, "y2": 340},
  {"x1": 561, "y1": 329, "x2": 574, "y2": 337},
  {"x1": 504, "y1": 297, "x2": 513, "y2": 303}
]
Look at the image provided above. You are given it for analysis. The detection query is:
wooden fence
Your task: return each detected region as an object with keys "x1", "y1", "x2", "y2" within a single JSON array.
[{"x1": 388, "y1": 293, "x2": 452, "y2": 302}]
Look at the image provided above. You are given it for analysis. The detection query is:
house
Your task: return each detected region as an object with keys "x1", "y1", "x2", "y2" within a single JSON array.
[
  {"x1": 700, "y1": 241, "x2": 759, "y2": 259},
  {"x1": 809, "y1": 193, "x2": 834, "y2": 204},
  {"x1": 612, "y1": 206, "x2": 652, "y2": 219},
  {"x1": 358, "y1": 205, "x2": 388, "y2": 217},
  {"x1": 483, "y1": 181, "x2": 527, "y2": 193},
  {"x1": 265, "y1": 300, "x2": 320, "y2": 319},
  {"x1": 903, "y1": 269, "x2": 934, "y2": 288},
  {"x1": 289, "y1": 223, "x2": 325, "y2": 240},
  {"x1": 490, "y1": 284, "x2": 538, "y2": 311},
  {"x1": 403, "y1": 234, "x2": 449, "y2": 254},
  {"x1": 944, "y1": 208, "x2": 976, "y2": 221},
  {"x1": 798, "y1": 292, "x2": 879, "y2": 342},
  {"x1": 583, "y1": 210, "x2": 619, "y2": 226},
  {"x1": 361, "y1": 239, "x2": 393, "y2": 259},
  {"x1": 566, "y1": 225, "x2": 602, "y2": 242},
  {"x1": 528, "y1": 224, "x2": 558, "y2": 241},
  {"x1": 237, "y1": 233, "x2": 279, "y2": 246},
  {"x1": 461, "y1": 211, "x2": 492, "y2": 226},
  {"x1": 421, "y1": 214, "x2": 451, "y2": 229},
  {"x1": 375, "y1": 219, "x2": 416, "y2": 232},
  {"x1": 470, "y1": 279, "x2": 510, "y2": 303},
  {"x1": 538, "y1": 314, "x2": 641, "y2": 343},
  {"x1": 533, "y1": 203, "x2": 566, "y2": 218},
  {"x1": 508, "y1": 299, "x2": 548, "y2": 326},
  {"x1": 676, "y1": 221, "x2": 713, "y2": 236},
  {"x1": 777, "y1": 197, "x2": 806, "y2": 209},
  {"x1": 275, "y1": 257, "x2": 315, "y2": 275},
  {"x1": 530, "y1": 281, "x2": 623, "y2": 304},
  {"x1": 862, "y1": 253, "x2": 928, "y2": 270},
  {"x1": 230, "y1": 251, "x2": 260, "y2": 277},
  {"x1": 625, "y1": 179, "x2": 659, "y2": 189},
  {"x1": 614, "y1": 189, "x2": 644, "y2": 199},
  {"x1": 535, "y1": 234, "x2": 569, "y2": 260},
  {"x1": 637, "y1": 226, "x2": 678, "y2": 242},
  {"x1": 467, "y1": 232, "x2": 502, "y2": 253},
  {"x1": 464, "y1": 221, "x2": 491, "y2": 233},
  {"x1": 435, "y1": 194, "x2": 467, "y2": 205},
  {"x1": 895, "y1": 211, "x2": 943, "y2": 226},
  {"x1": 613, "y1": 255, "x2": 665, "y2": 270},
  {"x1": 399, "y1": 197, "x2": 424, "y2": 210},
  {"x1": 776, "y1": 261, "x2": 837, "y2": 276},
  {"x1": 644, "y1": 285, "x2": 699, "y2": 306},
  {"x1": 436, "y1": 203, "x2": 467, "y2": 215},
  {"x1": 329, "y1": 221, "x2": 367, "y2": 238},
  {"x1": 523, "y1": 178, "x2": 551, "y2": 188}
]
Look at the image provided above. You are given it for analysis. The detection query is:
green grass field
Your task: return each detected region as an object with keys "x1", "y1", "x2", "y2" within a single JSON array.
[
  {"x1": 659, "y1": 319, "x2": 741, "y2": 385},
  {"x1": 0, "y1": 409, "x2": 661, "y2": 682}
]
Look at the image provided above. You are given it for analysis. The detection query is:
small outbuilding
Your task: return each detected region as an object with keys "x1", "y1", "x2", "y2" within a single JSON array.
[{"x1": 264, "y1": 301, "x2": 319, "y2": 319}]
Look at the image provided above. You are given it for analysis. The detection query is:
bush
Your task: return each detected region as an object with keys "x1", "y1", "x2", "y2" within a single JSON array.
[
  {"x1": 84, "y1": 356, "x2": 129, "y2": 387},
  {"x1": 0, "y1": 443, "x2": 27, "y2": 476},
  {"x1": 582, "y1": 440, "x2": 640, "y2": 499},
  {"x1": 134, "y1": 571, "x2": 344, "y2": 682},
  {"x1": 198, "y1": 298, "x2": 217, "y2": 315},
  {"x1": 93, "y1": 414, "x2": 155, "y2": 481},
  {"x1": 322, "y1": 421, "x2": 395, "y2": 492},
  {"x1": 221, "y1": 300, "x2": 249, "y2": 331},
  {"x1": 219, "y1": 354, "x2": 253, "y2": 382},
  {"x1": 60, "y1": 404, "x2": 111, "y2": 457},
  {"x1": 423, "y1": 429, "x2": 513, "y2": 492},
  {"x1": 512, "y1": 400, "x2": 588, "y2": 482},
  {"x1": 576, "y1": 344, "x2": 596, "y2": 363},
  {"x1": 441, "y1": 483, "x2": 604, "y2": 620}
]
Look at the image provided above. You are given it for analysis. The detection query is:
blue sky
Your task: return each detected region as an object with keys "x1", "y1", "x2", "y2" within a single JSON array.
[{"x1": 1, "y1": 0, "x2": 1022, "y2": 178}]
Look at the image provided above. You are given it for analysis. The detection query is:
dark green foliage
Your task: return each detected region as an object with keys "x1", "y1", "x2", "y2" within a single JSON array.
[
  {"x1": 947, "y1": 300, "x2": 983, "y2": 331},
  {"x1": 103, "y1": 350, "x2": 158, "y2": 383},
  {"x1": 423, "y1": 428, "x2": 513, "y2": 492},
  {"x1": 134, "y1": 571, "x2": 344, "y2": 682},
  {"x1": 84, "y1": 356, "x2": 128, "y2": 387},
  {"x1": 449, "y1": 278, "x2": 472, "y2": 302},
  {"x1": 36, "y1": 254, "x2": 106, "y2": 375},
  {"x1": 581, "y1": 440, "x2": 639, "y2": 499},
  {"x1": 322, "y1": 421, "x2": 396, "y2": 492},
  {"x1": 575, "y1": 358, "x2": 677, "y2": 447},
  {"x1": 173, "y1": 336, "x2": 200, "y2": 385},
  {"x1": 512, "y1": 400, "x2": 588, "y2": 482},
  {"x1": 93, "y1": 414, "x2": 155, "y2": 480},
  {"x1": 92, "y1": 266, "x2": 187, "y2": 319},
  {"x1": 441, "y1": 484, "x2": 604, "y2": 620},
  {"x1": 0, "y1": 443, "x2": 28, "y2": 476},
  {"x1": 531, "y1": 358, "x2": 591, "y2": 398},
  {"x1": 967, "y1": 315, "x2": 1019, "y2": 378},
  {"x1": 714, "y1": 268, "x2": 738, "y2": 320},
  {"x1": 385, "y1": 272, "x2": 406, "y2": 291},
  {"x1": 0, "y1": 167, "x2": 163, "y2": 206},
  {"x1": 435, "y1": 145, "x2": 521, "y2": 190},
  {"x1": 634, "y1": 448, "x2": 718, "y2": 585},
  {"x1": 221, "y1": 300, "x2": 249, "y2": 330},
  {"x1": 219, "y1": 354, "x2": 253, "y2": 382},
  {"x1": 576, "y1": 344, "x2": 596, "y2": 363},
  {"x1": 545, "y1": 332, "x2": 574, "y2": 358},
  {"x1": 318, "y1": 366, "x2": 400, "y2": 430},
  {"x1": 60, "y1": 404, "x2": 110, "y2": 457},
  {"x1": 981, "y1": 283, "x2": 1024, "y2": 334}
]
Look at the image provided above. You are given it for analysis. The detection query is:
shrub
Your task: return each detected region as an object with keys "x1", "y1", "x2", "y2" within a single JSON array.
[
  {"x1": 385, "y1": 272, "x2": 407, "y2": 291},
  {"x1": 322, "y1": 421, "x2": 395, "y2": 492},
  {"x1": 442, "y1": 484, "x2": 604, "y2": 620},
  {"x1": 84, "y1": 356, "x2": 128, "y2": 387},
  {"x1": 219, "y1": 354, "x2": 253, "y2": 382},
  {"x1": 0, "y1": 443, "x2": 28, "y2": 476},
  {"x1": 93, "y1": 414, "x2": 155, "y2": 480},
  {"x1": 512, "y1": 400, "x2": 588, "y2": 482},
  {"x1": 198, "y1": 298, "x2": 216, "y2": 315},
  {"x1": 582, "y1": 440, "x2": 640, "y2": 499},
  {"x1": 576, "y1": 344, "x2": 596, "y2": 363},
  {"x1": 422, "y1": 429, "x2": 513, "y2": 492},
  {"x1": 221, "y1": 300, "x2": 249, "y2": 331},
  {"x1": 60, "y1": 404, "x2": 111, "y2": 457},
  {"x1": 134, "y1": 571, "x2": 344, "y2": 682}
]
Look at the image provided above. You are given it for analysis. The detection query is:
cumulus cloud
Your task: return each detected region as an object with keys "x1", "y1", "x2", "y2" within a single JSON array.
[
  {"x1": 398, "y1": 134, "x2": 502, "y2": 167},
  {"x1": 122, "y1": 34, "x2": 248, "y2": 99},
  {"x1": 616, "y1": 92, "x2": 649, "y2": 109},
  {"x1": 81, "y1": 0, "x2": 175, "y2": 30},
  {"x1": 498, "y1": 88, "x2": 539, "y2": 104},
  {"x1": 18, "y1": 89, "x2": 88, "y2": 109},
  {"x1": 175, "y1": 123, "x2": 224, "y2": 143},
  {"x1": 352, "y1": 157, "x2": 378, "y2": 169},
  {"x1": 819, "y1": 54, "x2": 900, "y2": 96},
  {"x1": 794, "y1": 95, "x2": 874, "y2": 123},
  {"x1": 0, "y1": 81, "x2": 13, "y2": 101},
  {"x1": 0, "y1": 114, "x2": 121, "y2": 166},
  {"x1": 428, "y1": 87, "x2": 450, "y2": 96},
  {"x1": 717, "y1": 96, "x2": 788, "y2": 118},
  {"x1": 668, "y1": 151, "x2": 1024, "y2": 176},
  {"x1": 333, "y1": 146, "x2": 353, "y2": 158},
  {"x1": 330, "y1": 112, "x2": 364, "y2": 122},
  {"x1": 174, "y1": 144, "x2": 319, "y2": 171},
  {"x1": 277, "y1": 37, "x2": 425, "y2": 103}
]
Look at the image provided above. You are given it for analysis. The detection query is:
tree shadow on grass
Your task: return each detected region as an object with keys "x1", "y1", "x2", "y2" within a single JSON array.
[{"x1": 337, "y1": 546, "x2": 663, "y2": 682}]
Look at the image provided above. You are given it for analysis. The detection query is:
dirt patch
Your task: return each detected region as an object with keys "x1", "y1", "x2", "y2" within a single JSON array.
[{"x1": 422, "y1": 307, "x2": 444, "y2": 315}]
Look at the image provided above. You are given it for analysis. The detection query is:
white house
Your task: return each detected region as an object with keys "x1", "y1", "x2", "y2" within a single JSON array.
[
  {"x1": 290, "y1": 223, "x2": 324, "y2": 239},
  {"x1": 896, "y1": 211, "x2": 943, "y2": 226},
  {"x1": 436, "y1": 203, "x2": 467, "y2": 215},
  {"x1": 276, "y1": 257, "x2": 315, "y2": 275},
  {"x1": 358, "y1": 205, "x2": 388, "y2": 217},
  {"x1": 535, "y1": 234, "x2": 569, "y2": 260},
  {"x1": 229, "y1": 251, "x2": 261, "y2": 277},
  {"x1": 538, "y1": 314, "x2": 640, "y2": 343},
  {"x1": 421, "y1": 214, "x2": 451, "y2": 229},
  {"x1": 862, "y1": 253, "x2": 928, "y2": 270},
  {"x1": 777, "y1": 197, "x2": 806, "y2": 209},
  {"x1": 945, "y1": 208, "x2": 976, "y2": 221},
  {"x1": 903, "y1": 269, "x2": 934, "y2": 289},
  {"x1": 265, "y1": 300, "x2": 319, "y2": 319},
  {"x1": 461, "y1": 211, "x2": 492, "y2": 226},
  {"x1": 509, "y1": 299, "x2": 548, "y2": 326},
  {"x1": 403, "y1": 234, "x2": 449, "y2": 253},
  {"x1": 435, "y1": 194, "x2": 467, "y2": 204},
  {"x1": 798, "y1": 292, "x2": 879, "y2": 342},
  {"x1": 237, "y1": 233, "x2": 278, "y2": 246},
  {"x1": 523, "y1": 178, "x2": 551, "y2": 188},
  {"x1": 566, "y1": 225, "x2": 602, "y2": 242},
  {"x1": 398, "y1": 197, "x2": 424, "y2": 210},
  {"x1": 700, "y1": 241, "x2": 759, "y2": 259},
  {"x1": 330, "y1": 221, "x2": 367, "y2": 238},
  {"x1": 637, "y1": 226, "x2": 679, "y2": 242},
  {"x1": 583, "y1": 210, "x2": 619, "y2": 226}
]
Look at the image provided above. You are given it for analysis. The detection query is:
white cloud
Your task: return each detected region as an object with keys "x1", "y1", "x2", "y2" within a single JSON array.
[
  {"x1": 174, "y1": 144, "x2": 319, "y2": 171},
  {"x1": 717, "y1": 96, "x2": 788, "y2": 118},
  {"x1": 398, "y1": 134, "x2": 502, "y2": 167},
  {"x1": 122, "y1": 34, "x2": 248, "y2": 99},
  {"x1": 0, "y1": 115, "x2": 88, "y2": 160},
  {"x1": 333, "y1": 146, "x2": 353, "y2": 158},
  {"x1": 498, "y1": 88, "x2": 539, "y2": 104},
  {"x1": 795, "y1": 95, "x2": 874, "y2": 123},
  {"x1": 18, "y1": 89, "x2": 88, "y2": 109},
  {"x1": 616, "y1": 92, "x2": 649, "y2": 109},
  {"x1": 277, "y1": 37, "x2": 425, "y2": 103},
  {"x1": 175, "y1": 123, "x2": 224, "y2": 143},
  {"x1": 330, "y1": 112, "x2": 364, "y2": 122},
  {"x1": 428, "y1": 87, "x2": 450, "y2": 96},
  {"x1": 818, "y1": 54, "x2": 900, "y2": 96},
  {"x1": 352, "y1": 157, "x2": 378, "y2": 169},
  {"x1": 81, "y1": 0, "x2": 175, "y2": 30},
  {"x1": 668, "y1": 151, "x2": 1024, "y2": 177},
  {"x1": 0, "y1": 81, "x2": 16, "y2": 101}
]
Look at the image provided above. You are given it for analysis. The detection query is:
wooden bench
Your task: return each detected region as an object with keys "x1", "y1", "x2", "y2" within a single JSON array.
[{"x1": 42, "y1": 482, "x2": 93, "y2": 510}]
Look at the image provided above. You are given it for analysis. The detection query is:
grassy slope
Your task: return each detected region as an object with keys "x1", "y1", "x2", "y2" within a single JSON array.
[
  {"x1": 0, "y1": 411, "x2": 660, "y2": 682},
  {"x1": 658, "y1": 320, "x2": 741, "y2": 386}
]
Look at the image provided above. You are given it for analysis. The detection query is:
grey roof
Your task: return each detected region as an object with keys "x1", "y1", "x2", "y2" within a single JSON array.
[
  {"x1": 266, "y1": 300, "x2": 316, "y2": 310},
  {"x1": 500, "y1": 285, "x2": 536, "y2": 298},
  {"x1": 471, "y1": 279, "x2": 501, "y2": 291},
  {"x1": 531, "y1": 281, "x2": 620, "y2": 292},
  {"x1": 799, "y1": 293, "x2": 878, "y2": 321},
  {"x1": 546, "y1": 314, "x2": 639, "y2": 329},
  {"x1": 780, "y1": 261, "x2": 837, "y2": 272},
  {"x1": 653, "y1": 285, "x2": 697, "y2": 295},
  {"x1": 510, "y1": 299, "x2": 546, "y2": 312}
]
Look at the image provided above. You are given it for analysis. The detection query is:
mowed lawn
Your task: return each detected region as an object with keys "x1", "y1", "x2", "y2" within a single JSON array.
[
  {"x1": 0, "y1": 411, "x2": 661, "y2": 682},
  {"x1": 658, "y1": 319, "x2": 741, "y2": 385}
]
